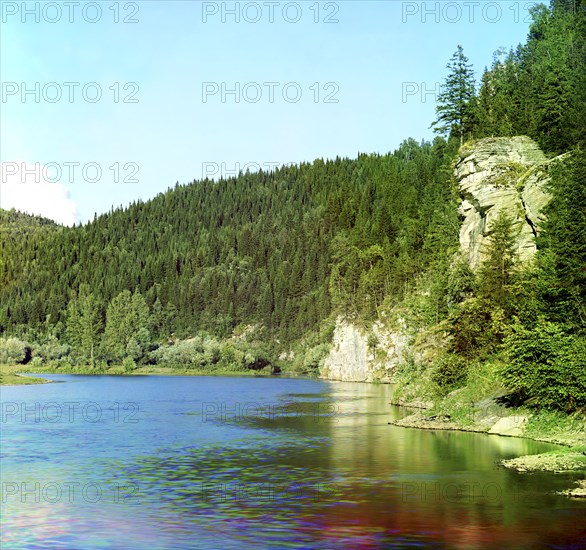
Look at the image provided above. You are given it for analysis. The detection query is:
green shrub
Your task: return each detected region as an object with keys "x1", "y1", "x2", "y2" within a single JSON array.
[
  {"x1": 126, "y1": 337, "x2": 142, "y2": 361},
  {"x1": 122, "y1": 356, "x2": 136, "y2": 372},
  {"x1": 501, "y1": 320, "x2": 586, "y2": 413},
  {"x1": 34, "y1": 336, "x2": 70, "y2": 362},
  {"x1": 0, "y1": 337, "x2": 28, "y2": 364},
  {"x1": 289, "y1": 342, "x2": 330, "y2": 374},
  {"x1": 29, "y1": 356, "x2": 44, "y2": 368},
  {"x1": 431, "y1": 353, "x2": 469, "y2": 390},
  {"x1": 151, "y1": 336, "x2": 216, "y2": 368},
  {"x1": 447, "y1": 298, "x2": 507, "y2": 358},
  {"x1": 302, "y1": 343, "x2": 330, "y2": 371},
  {"x1": 54, "y1": 358, "x2": 73, "y2": 370},
  {"x1": 151, "y1": 334, "x2": 273, "y2": 372}
]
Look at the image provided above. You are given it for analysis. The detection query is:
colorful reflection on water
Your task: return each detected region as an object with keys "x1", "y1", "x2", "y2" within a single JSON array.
[{"x1": 1, "y1": 375, "x2": 584, "y2": 549}]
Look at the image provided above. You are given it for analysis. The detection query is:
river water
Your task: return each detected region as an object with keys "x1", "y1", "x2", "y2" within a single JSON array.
[{"x1": 1, "y1": 375, "x2": 584, "y2": 549}]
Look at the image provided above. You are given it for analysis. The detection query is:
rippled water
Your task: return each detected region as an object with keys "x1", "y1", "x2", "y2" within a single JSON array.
[{"x1": 1, "y1": 375, "x2": 585, "y2": 549}]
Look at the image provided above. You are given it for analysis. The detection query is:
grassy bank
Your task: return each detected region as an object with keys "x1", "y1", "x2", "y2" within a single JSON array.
[{"x1": 0, "y1": 364, "x2": 52, "y2": 385}]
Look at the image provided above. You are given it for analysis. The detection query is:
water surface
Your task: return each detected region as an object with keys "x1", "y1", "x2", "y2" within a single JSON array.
[{"x1": 1, "y1": 375, "x2": 584, "y2": 549}]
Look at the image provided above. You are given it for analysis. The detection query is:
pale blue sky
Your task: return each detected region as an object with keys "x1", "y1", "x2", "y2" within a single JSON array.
[{"x1": 0, "y1": 1, "x2": 538, "y2": 224}]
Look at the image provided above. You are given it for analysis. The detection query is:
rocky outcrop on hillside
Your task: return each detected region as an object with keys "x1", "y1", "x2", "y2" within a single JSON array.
[
  {"x1": 320, "y1": 318, "x2": 408, "y2": 382},
  {"x1": 320, "y1": 137, "x2": 567, "y2": 383},
  {"x1": 455, "y1": 136, "x2": 563, "y2": 269}
]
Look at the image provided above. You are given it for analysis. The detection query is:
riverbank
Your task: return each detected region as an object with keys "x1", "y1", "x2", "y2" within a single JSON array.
[
  {"x1": 387, "y1": 351, "x2": 586, "y2": 480},
  {"x1": 0, "y1": 363, "x2": 316, "y2": 386},
  {"x1": 0, "y1": 364, "x2": 280, "y2": 385},
  {"x1": 0, "y1": 365, "x2": 53, "y2": 385},
  {"x1": 389, "y1": 399, "x2": 586, "y2": 479}
]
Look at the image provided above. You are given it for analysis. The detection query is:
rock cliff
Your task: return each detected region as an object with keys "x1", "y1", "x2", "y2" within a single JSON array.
[
  {"x1": 455, "y1": 136, "x2": 560, "y2": 269},
  {"x1": 320, "y1": 318, "x2": 408, "y2": 382}
]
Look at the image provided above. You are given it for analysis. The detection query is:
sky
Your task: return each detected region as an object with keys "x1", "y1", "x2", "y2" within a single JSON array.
[{"x1": 0, "y1": 0, "x2": 539, "y2": 225}]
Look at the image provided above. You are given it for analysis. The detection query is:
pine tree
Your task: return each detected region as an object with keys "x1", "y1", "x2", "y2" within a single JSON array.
[{"x1": 432, "y1": 45, "x2": 476, "y2": 145}]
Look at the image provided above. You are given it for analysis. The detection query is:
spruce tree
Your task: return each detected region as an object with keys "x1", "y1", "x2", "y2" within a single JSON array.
[
  {"x1": 432, "y1": 45, "x2": 476, "y2": 145},
  {"x1": 538, "y1": 150, "x2": 586, "y2": 328}
]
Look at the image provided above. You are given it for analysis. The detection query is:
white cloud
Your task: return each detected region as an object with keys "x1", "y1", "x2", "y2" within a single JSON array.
[{"x1": 0, "y1": 161, "x2": 77, "y2": 226}]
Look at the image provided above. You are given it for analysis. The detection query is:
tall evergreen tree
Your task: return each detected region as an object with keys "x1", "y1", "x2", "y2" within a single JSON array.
[
  {"x1": 432, "y1": 45, "x2": 476, "y2": 145},
  {"x1": 537, "y1": 150, "x2": 586, "y2": 328}
]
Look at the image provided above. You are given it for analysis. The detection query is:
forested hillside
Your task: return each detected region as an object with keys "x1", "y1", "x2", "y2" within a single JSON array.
[
  {"x1": 1, "y1": 0, "x2": 584, "y2": 409},
  {"x1": 0, "y1": 139, "x2": 458, "y2": 341}
]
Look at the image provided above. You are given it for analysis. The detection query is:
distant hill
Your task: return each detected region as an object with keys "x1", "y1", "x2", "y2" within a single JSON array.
[{"x1": 0, "y1": 208, "x2": 61, "y2": 230}]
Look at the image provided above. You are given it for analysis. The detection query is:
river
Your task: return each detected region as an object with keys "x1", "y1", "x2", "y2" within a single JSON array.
[{"x1": 1, "y1": 375, "x2": 584, "y2": 549}]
